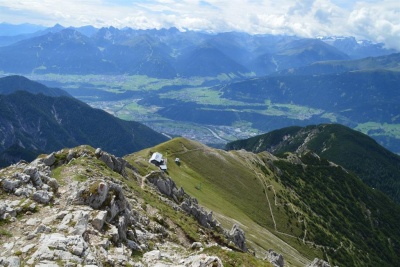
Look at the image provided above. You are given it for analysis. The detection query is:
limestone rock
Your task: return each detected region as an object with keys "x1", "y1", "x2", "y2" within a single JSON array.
[
  {"x1": 94, "y1": 148, "x2": 131, "y2": 175},
  {"x1": 32, "y1": 190, "x2": 53, "y2": 204},
  {"x1": 66, "y1": 149, "x2": 76, "y2": 162},
  {"x1": 15, "y1": 172, "x2": 30, "y2": 183},
  {"x1": 0, "y1": 203, "x2": 7, "y2": 217},
  {"x1": 2, "y1": 179, "x2": 20, "y2": 192},
  {"x1": 100, "y1": 153, "x2": 115, "y2": 170},
  {"x1": 23, "y1": 166, "x2": 37, "y2": 177},
  {"x1": 265, "y1": 249, "x2": 284, "y2": 267},
  {"x1": 92, "y1": 210, "x2": 108, "y2": 231},
  {"x1": 182, "y1": 254, "x2": 223, "y2": 267},
  {"x1": 24, "y1": 167, "x2": 44, "y2": 188},
  {"x1": 26, "y1": 217, "x2": 41, "y2": 226},
  {"x1": 3, "y1": 256, "x2": 20, "y2": 267},
  {"x1": 191, "y1": 242, "x2": 203, "y2": 250},
  {"x1": 143, "y1": 250, "x2": 161, "y2": 262},
  {"x1": 27, "y1": 233, "x2": 88, "y2": 264},
  {"x1": 117, "y1": 216, "x2": 128, "y2": 242},
  {"x1": 107, "y1": 224, "x2": 120, "y2": 244},
  {"x1": 0, "y1": 147, "x2": 248, "y2": 267},
  {"x1": 307, "y1": 258, "x2": 331, "y2": 267},
  {"x1": 155, "y1": 177, "x2": 174, "y2": 196},
  {"x1": 33, "y1": 224, "x2": 52, "y2": 234},
  {"x1": 47, "y1": 178, "x2": 59, "y2": 192},
  {"x1": 32, "y1": 172, "x2": 44, "y2": 188},
  {"x1": 95, "y1": 148, "x2": 102, "y2": 156},
  {"x1": 70, "y1": 211, "x2": 89, "y2": 236},
  {"x1": 147, "y1": 172, "x2": 220, "y2": 230},
  {"x1": 228, "y1": 224, "x2": 247, "y2": 252},
  {"x1": 127, "y1": 239, "x2": 141, "y2": 251},
  {"x1": 96, "y1": 238, "x2": 110, "y2": 250},
  {"x1": 14, "y1": 187, "x2": 28, "y2": 197},
  {"x1": 43, "y1": 152, "x2": 56, "y2": 166}
]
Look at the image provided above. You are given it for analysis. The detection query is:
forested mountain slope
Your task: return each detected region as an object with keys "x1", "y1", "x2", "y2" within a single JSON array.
[{"x1": 226, "y1": 124, "x2": 400, "y2": 203}]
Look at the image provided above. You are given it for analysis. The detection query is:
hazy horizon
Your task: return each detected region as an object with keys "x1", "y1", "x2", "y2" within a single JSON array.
[{"x1": 0, "y1": 0, "x2": 399, "y2": 49}]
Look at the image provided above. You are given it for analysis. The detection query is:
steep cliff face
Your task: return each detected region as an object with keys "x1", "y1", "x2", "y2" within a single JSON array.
[{"x1": 0, "y1": 145, "x2": 271, "y2": 267}]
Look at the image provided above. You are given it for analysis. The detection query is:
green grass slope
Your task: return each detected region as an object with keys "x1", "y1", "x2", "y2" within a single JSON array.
[
  {"x1": 126, "y1": 137, "x2": 400, "y2": 267},
  {"x1": 226, "y1": 124, "x2": 400, "y2": 204}
]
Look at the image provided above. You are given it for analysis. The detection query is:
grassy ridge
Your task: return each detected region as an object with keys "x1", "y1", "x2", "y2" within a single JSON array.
[
  {"x1": 44, "y1": 145, "x2": 273, "y2": 266},
  {"x1": 126, "y1": 137, "x2": 400, "y2": 266},
  {"x1": 125, "y1": 138, "x2": 315, "y2": 266}
]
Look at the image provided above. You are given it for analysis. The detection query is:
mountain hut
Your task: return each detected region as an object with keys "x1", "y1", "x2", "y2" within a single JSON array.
[{"x1": 149, "y1": 152, "x2": 163, "y2": 165}]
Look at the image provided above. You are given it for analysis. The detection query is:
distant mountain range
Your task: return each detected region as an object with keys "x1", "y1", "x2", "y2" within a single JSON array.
[
  {"x1": 1, "y1": 23, "x2": 399, "y2": 155},
  {"x1": 226, "y1": 123, "x2": 400, "y2": 204},
  {"x1": 278, "y1": 52, "x2": 400, "y2": 75},
  {"x1": 0, "y1": 23, "x2": 96, "y2": 47},
  {"x1": 220, "y1": 68, "x2": 400, "y2": 123},
  {"x1": 0, "y1": 24, "x2": 396, "y2": 78},
  {"x1": 0, "y1": 75, "x2": 168, "y2": 166},
  {"x1": 318, "y1": 36, "x2": 397, "y2": 59}
]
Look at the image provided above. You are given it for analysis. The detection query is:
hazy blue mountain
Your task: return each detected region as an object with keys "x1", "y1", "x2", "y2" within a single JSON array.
[
  {"x1": 0, "y1": 23, "x2": 66, "y2": 47},
  {"x1": 176, "y1": 42, "x2": 250, "y2": 77},
  {"x1": 320, "y1": 36, "x2": 398, "y2": 59},
  {"x1": 221, "y1": 70, "x2": 400, "y2": 123},
  {"x1": 103, "y1": 34, "x2": 177, "y2": 78},
  {"x1": 0, "y1": 23, "x2": 99, "y2": 47},
  {"x1": 0, "y1": 28, "x2": 114, "y2": 74},
  {"x1": 278, "y1": 52, "x2": 400, "y2": 75},
  {"x1": 0, "y1": 22, "x2": 46, "y2": 36},
  {"x1": 249, "y1": 38, "x2": 350, "y2": 75},
  {"x1": 205, "y1": 32, "x2": 256, "y2": 67},
  {"x1": 93, "y1": 26, "x2": 133, "y2": 46},
  {"x1": 72, "y1": 25, "x2": 99, "y2": 37},
  {"x1": 0, "y1": 25, "x2": 397, "y2": 78},
  {"x1": 0, "y1": 75, "x2": 70, "y2": 97}
]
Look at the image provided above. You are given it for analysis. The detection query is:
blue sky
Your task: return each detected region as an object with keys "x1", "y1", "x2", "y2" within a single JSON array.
[{"x1": 0, "y1": 0, "x2": 399, "y2": 49}]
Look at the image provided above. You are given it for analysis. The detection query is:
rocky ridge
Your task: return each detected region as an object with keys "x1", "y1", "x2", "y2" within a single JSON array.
[{"x1": 0, "y1": 146, "x2": 277, "y2": 266}]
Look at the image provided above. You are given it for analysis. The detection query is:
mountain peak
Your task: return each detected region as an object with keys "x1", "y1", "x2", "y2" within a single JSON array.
[
  {"x1": 52, "y1": 23, "x2": 64, "y2": 29},
  {"x1": 46, "y1": 23, "x2": 65, "y2": 33}
]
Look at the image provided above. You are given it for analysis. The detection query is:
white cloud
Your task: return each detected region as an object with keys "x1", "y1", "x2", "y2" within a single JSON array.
[
  {"x1": 347, "y1": 1, "x2": 400, "y2": 49},
  {"x1": 0, "y1": 0, "x2": 398, "y2": 49}
]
